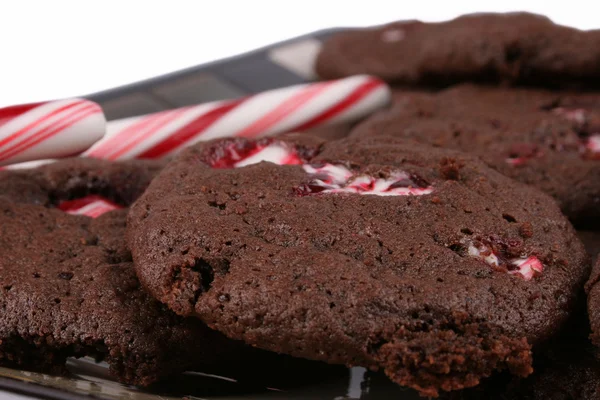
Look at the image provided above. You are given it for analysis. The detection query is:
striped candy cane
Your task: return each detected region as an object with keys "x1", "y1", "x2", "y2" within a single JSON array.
[
  {"x1": 84, "y1": 75, "x2": 390, "y2": 160},
  {"x1": 0, "y1": 99, "x2": 105, "y2": 166}
]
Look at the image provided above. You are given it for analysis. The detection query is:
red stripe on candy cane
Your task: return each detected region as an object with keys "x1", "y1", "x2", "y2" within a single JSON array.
[
  {"x1": 136, "y1": 99, "x2": 247, "y2": 159},
  {"x1": 0, "y1": 101, "x2": 46, "y2": 130},
  {"x1": 0, "y1": 101, "x2": 83, "y2": 151},
  {"x1": 99, "y1": 76, "x2": 390, "y2": 162},
  {"x1": 105, "y1": 107, "x2": 200, "y2": 160},
  {"x1": 292, "y1": 77, "x2": 382, "y2": 131},
  {"x1": 0, "y1": 104, "x2": 98, "y2": 161},
  {"x1": 0, "y1": 103, "x2": 99, "y2": 162},
  {"x1": 103, "y1": 109, "x2": 190, "y2": 160},
  {"x1": 236, "y1": 81, "x2": 331, "y2": 138},
  {"x1": 85, "y1": 109, "x2": 187, "y2": 159}
]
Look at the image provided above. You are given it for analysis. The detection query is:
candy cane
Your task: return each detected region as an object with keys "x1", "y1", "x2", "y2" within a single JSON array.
[
  {"x1": 0, "y1": 99, "x2": 105, "y2": 166},
  {"x1": 84, "y1": 75, "x2": 390, "y2": 160}
]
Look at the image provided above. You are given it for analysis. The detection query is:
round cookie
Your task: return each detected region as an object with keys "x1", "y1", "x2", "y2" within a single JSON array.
[
  {"x1": 128, "y1": 136, "x2": 588, "y2": 396},
  {"x1": 316, "y1": 12, "x2": 600, "y2": 87},
  {"x1": 0, "y1": 158, "x2": 208, "y2": 385},
  {"x1": 350, "y1": 84, "x2": 600, "y2": 225},
  {"x1": 0, "y1": 204, "x2": 238, "y2": 385}
]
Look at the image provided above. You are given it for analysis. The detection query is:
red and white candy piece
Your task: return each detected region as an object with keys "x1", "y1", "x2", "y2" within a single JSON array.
[
  {"x1": 552, "y1": 107, "x2": 586, "y2": 124},
  {"x1": 58, "y1": 195, "x2": 122, "y2": 218},
  {"x1": 0, "y1": 99, "x2": 105, "y2": 166},
  {"x1": 509, "y1": 256, "x2": 544, "y2": 281},
  {"x1": 297, "y1": 164, "x2": 433, "y2": 197},
  {"x1": 209, "y1": 141, "x2": 303, "y2": 169},
  {"x1": 83, "y1": 75, "x2": 390, "y2": 161},
  {"x1": 552, "y1": 106, "x2": 600, "y2": 158},
  {"x1": 504, "y1": 144, "x2": 543, "y2": 167},
  {"x1": 586, "y1": 134, "x2": 600, "y2": 154},
  {"x1": 466, "y1": 241, "x2": 543, "y2": 281}
]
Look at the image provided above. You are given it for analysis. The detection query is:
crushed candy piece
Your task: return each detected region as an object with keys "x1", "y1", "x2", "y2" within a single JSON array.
[
  {"x1": 509, "y1": 256, "x2": 544, "y2": 280},
  {"x1": 552, "y1": 107, "x2": 600, "y2": 159},
  {"x1": 552, "y1": 107, "x2": 586, "y2": 124},
  {"x1": 582, "y1": 134, "x2": 600, "y2": 159},
  {"x1": 467, "y1": 242, "x2": 500, "y2": 267},
  {"x1": 463, "y1": 239, "x2": 543, "y2": 281},
  {"x1": 208, "y1": 140, "x2": 302, "y2": 169},
  {"x1": 58, "y1": 195, "x2": 122, "y2": 218},
  {"x1": 296, "y1": 163, "x2": 433, "y2": 197},
  {"x1": 505, "y1": 144, "x2": 543, "y2": 167}
]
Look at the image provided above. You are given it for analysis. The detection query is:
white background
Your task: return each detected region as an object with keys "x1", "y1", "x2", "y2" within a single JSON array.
[{"x1": 1, "y1": 0, "x2": 598, "y2": 107}]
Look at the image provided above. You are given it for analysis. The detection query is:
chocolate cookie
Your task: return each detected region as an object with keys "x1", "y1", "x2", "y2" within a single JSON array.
[
  {"x1": 350, "y1": 84, "x2": 600, "y2": 225},
  {"x1": 0, "y1": 158, "x2": 248, "y2": 386},
  {"x1": 128, "y1": 136, "x2": 588, "y2": 397},
  {"x1": 316, "y1": 12, "x2": 600, "y2": 87}
]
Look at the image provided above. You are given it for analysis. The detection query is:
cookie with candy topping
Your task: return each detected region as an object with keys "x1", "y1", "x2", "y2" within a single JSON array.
[
  {"x1": 350, "y1": 84, "x2": 600, "y2": 225},
  {"x1": 0, "y1": 158, "x2": 321, "y2": 386},
  {"x1": 127, "y1": 135, "x2": 588, "y2": 397},
  {"x1": 0, "y1": 204, "x2": 236, "y2": 385},
  {"x1": 0, "y1": 158, "x2": 207, "y2": 385},
  {"x1": 316, "y1": 12, "x2": 600, "y2": 87}
]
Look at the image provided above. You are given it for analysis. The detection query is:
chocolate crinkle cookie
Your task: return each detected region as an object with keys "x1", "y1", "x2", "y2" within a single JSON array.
[
  {"x1": 350, "y1": 84, "x2": 600, "y2": 225},
  {"x1": 127, "y1": 136, "x2": 588, "y2": 397},
  {"x1": 0, "y1": 204, "x2": 242, "y2": 386},
  {"x1": 316, "y1": 12, "x2": 600, "y2": 87},
  {"x1": 0, "y1": 158, "x2": 215, "y2": 385}
]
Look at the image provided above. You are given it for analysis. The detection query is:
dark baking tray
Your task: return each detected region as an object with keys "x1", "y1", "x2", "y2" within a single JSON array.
[
  {"x1": 85, "y1": 29, "x2": 343, "y2": 121},
  {"x1": 0, "y1": 28, "x2": 425, "y2": 400}
]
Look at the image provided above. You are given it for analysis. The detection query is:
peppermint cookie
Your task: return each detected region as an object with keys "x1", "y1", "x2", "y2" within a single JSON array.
[
  {"x1": 316, "y1": 12, "x2": 600, "y2": 87},
  {"x1": 351, "y1": 84, "x2": 600, "y2": 224},
  {"x1": 128, "y1": 136, "x2": 588, "y2": 396},
  {"x1": 0, "y1": 159, "x2": 252, "y2": 386}
]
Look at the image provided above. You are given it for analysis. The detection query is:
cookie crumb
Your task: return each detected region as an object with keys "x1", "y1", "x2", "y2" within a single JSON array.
[
  {"x1": 440, "y1": 157, "x2": 464, "y2": 180},
  {"x1": 519, "y1": 222, "x2": 534, "y2": 238}
]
